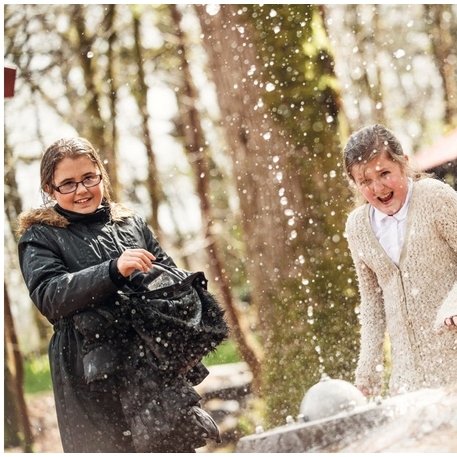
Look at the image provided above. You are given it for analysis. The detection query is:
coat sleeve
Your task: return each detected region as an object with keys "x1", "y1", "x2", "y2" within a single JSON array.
[
  {"x1": 433, "y1": 182, "x2": 457, "y2": 331},
  {"x1": 346, "y1": 217, "x2": 386, "y2": 395},
  {"x1": 18, "y1": 226, "x2": 120, "y2": 323},
  {"x1": 139, "y1": 217, "x2": 177, "y2": 268}
]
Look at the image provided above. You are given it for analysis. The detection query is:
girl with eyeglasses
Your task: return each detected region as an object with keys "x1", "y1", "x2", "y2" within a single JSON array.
[
  {"x1": 343, "y1": 124, "x2": 457, "y2": 398},
  {"x1": 17, "y1": 137, "x2": 220, "y2": 452}
]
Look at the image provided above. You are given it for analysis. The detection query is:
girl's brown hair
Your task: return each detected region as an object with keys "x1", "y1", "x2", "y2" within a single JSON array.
[
  {"x1": 343, "y1": 124, "x2": 426, "y2": 206},
  {"x1": 40, "y1": 137, "x2": 112, "y2": 205},
  {"x1": 343, "y1": 124, "x2": 412, "y2": 181}
]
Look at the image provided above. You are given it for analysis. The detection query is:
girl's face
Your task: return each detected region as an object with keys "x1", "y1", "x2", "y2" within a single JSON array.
[
  {"x1": 50, "y1": 156, "x2": 104, "y2": 214},
  {"x1": 351, "y1": 150, "x2": 409, "y2": 215}
]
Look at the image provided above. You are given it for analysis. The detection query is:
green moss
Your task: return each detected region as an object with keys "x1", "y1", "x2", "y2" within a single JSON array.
[{"x1": 237, "y1": 397, "x2": 267, "y2": 436}]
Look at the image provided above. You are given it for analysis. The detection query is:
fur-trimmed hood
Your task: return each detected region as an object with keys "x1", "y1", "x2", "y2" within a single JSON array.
[{"x1": 17, "y1": 202, "x2": 134, "y2": 237}]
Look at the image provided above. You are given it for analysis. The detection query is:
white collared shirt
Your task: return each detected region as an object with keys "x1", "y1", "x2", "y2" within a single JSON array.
[{"x1": 370, "y1": 179, "x2": 413, "y2": 265}]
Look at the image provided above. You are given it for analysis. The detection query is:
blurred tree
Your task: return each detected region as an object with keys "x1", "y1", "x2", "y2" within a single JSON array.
[
  {"x1": 4, "y1": 130, "x2": 51, "y2": 351},
  {"x1": 168, "y1": 4, "x2": 263, "y2": 387},
  {"x1": 70, "y1": 4, "x2": 120, "y2": 198},
  {"x1": 425, "y1": 4, "x2": 457, "y2": 128},
  {"x1": 196, "y1": 4, "x2": 358, "y2": 426},
  {"x1": 4, "y1": 124, "x2": 44, "y2": 453},
  {"x1": 4, "y1": 136, "x2": 23, "y2": 232},
  {"x1": 323, "y1": 4, "x2": 387, "y2": 131},
  {"x1": 324, "y1": 4, "x2": 456, "y2": 150},
  {"x1": 4, "y1": 283, "x2": 34, "y2": 451},
  {"x1": 130, "y1": 5, "x2": 164, "y2": 239},
  {"x1": 104, "y1": 5, "x2": 121, "y2": 198},
  {"x1": 4, "y1": 5, "x2": 121, "y2": 198}
]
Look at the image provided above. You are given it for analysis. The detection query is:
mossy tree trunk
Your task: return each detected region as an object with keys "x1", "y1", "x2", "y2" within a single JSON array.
[{"x1": 197, "y1": 4, "x2": 359, "y2": 426}]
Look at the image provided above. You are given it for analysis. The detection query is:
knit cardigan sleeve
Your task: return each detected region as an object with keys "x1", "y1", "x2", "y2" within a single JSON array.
[
  {"x1": 346, "y1": 210, "x2": 386, "y2": 394},
  {"x1": 432, "y1": 182, "x2": 457, "y2": 331}
]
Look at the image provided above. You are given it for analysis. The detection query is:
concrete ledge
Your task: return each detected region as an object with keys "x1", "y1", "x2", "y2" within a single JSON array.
[
  {"x1": 236, "y1": 386, "x2": 455, "y2": 452},
  {"x1": 236, "y1": 403, "x2": 386, "y2": 453}
]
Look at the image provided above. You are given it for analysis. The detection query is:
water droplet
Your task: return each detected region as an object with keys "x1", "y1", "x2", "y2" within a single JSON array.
[{"x1": 205, "y1": 4, "x2": 220, "y2": 15}]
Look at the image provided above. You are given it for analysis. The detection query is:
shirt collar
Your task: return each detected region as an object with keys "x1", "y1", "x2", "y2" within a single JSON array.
[{"x1": 372, "y1": 178, "x2": 413, "y2": 223}]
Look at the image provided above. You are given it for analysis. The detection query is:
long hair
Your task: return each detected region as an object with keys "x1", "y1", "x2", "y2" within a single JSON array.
[{"x1": 40, "y1": 137, "x2": 112, "y2": 205}]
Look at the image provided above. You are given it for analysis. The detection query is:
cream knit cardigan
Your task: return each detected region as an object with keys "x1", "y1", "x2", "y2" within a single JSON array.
[{"x1": 346, "y1": 178, "x2": 457, "y2": 394}]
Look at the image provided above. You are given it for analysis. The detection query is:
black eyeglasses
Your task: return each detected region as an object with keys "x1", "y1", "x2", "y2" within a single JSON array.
[{"x1": 52, "y1": 174, "x2": 102, "y2": 194}]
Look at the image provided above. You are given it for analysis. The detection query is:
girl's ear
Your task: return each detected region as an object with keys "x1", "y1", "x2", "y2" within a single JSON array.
[{"x1": 43, "y1": 185, "x2": 55, "y2": 199}]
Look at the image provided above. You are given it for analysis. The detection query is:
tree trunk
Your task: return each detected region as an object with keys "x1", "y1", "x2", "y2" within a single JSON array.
[
  {"x1": 196, "y1": 5, "x2": 315, "y2": 421},
  {"x1": 72, "y1": 5, "x2": 120, "y2": 199},
  {"x1": 4, "y1": 134, "x2": 22, "y2": 231},
  {"x1": 103, "y1": 4, "x2": 121, "y2": 200},
  {"x1": 131, "y1": 9, "x2": 163, "y2": 240},
  {"x1": 5, "y1": 135, "x2": 50, "y2": 352},
  {"x1": 169, "y1": 4, "x2": 263, "y2": 389},
  {"x1": 4, "y1": 283, "x2": 34, "y2": 451},
  {"x1": 4, "y1": 339, "x2": 21, "y2": 448},
  {"x1": 425, "y1": 4, "x2": 457, "y2": 127},
  {"x1": 196, "y1": 4, "x2": 358, "y2": 426}
]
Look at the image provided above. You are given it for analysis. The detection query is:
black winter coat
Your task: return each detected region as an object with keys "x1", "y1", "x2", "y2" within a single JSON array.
[{"x1": 17, "y1": 203, "x2": 218, "y2": 452}]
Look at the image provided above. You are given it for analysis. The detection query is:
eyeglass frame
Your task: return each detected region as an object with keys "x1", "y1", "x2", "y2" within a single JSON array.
[{"x1": 52, "y1": 174, "x2": 103, "y2": 194}]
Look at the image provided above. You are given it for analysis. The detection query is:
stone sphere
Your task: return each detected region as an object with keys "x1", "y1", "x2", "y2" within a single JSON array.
[{"x1": 299, "y1": 376, "x2": 367, "y2": 421}]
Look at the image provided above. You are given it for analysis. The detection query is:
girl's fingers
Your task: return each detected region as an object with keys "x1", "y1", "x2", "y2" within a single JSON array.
[
  {"x1": 444, "y1": 316, "x2": 457, "y2": 327},
  {"x1": 125, "y1": 248, "x2": 155, "y2": 261},
  {"x1": 117, "y1": 249, "x2": 156, "y2": 276},
  {"x1": 125, "y1": 250, "x2": 155, "y2": 266},
  {"x1": 356, "y1": 385, "x2": 371, "y2": 397}
]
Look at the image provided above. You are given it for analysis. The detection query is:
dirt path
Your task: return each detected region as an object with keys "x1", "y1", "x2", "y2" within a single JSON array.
[
  {"x1": 7, "y1": 391, "x2": 235, "y2": 453},
  {"x1": 7, "y1": 363, "x2": 250, "y2": 452},
  {"x1": 7, "y1": 392, "x2": 63, "y2": 453}
]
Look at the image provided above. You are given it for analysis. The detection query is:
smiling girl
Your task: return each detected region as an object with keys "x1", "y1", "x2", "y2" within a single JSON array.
[
  {"x1": 17, "y1": 137, "x2": 219, "y2": 452},
  {"x1": 343, "y1": 124, "x2": 457, "y2": 397}
]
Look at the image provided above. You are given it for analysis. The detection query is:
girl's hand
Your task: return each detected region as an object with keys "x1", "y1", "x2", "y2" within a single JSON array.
[
  {"x1": 444, "y1": 315, "x2": 457, "y2": 328},
  {"x1": 356, "y1": 384, "x2": 373, "y2": 397},
  {"x1": 117, "y1": 249, "x2": 156, "y2": 277}
]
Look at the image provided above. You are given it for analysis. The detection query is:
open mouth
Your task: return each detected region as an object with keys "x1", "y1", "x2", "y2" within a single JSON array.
[{"x1": 378, "y1": 192, "x2": 393, "y2": 204}]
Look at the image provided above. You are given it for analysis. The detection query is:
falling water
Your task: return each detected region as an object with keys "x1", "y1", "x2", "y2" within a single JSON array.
[{"x1": 236, "y1": 380, "x2": 457, "y2": 453}]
